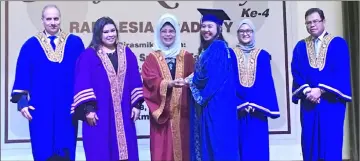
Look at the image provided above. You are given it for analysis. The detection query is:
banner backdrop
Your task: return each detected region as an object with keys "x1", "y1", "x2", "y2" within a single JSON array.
[{"x1": 3, "y1": 1, "x2": 292, "y2": 143}]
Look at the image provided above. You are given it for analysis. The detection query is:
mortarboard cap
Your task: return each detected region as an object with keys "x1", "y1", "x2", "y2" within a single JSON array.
[{"x1": 197, "y1": 8, "x2": 231, "y2": 26}]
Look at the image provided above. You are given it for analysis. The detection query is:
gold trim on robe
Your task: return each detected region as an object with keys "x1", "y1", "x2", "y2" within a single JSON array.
[
  {"x1": 152, "y1": 79, "x2": 169, "y2": 123},
  {"x1": 97, "y1": 43, "x2": 128, "y2": 160},
  {"x1": 152, "y1": 49, "x2": 186, "y2": 161},
  {"x1": 233, "y1": 48, "x2": 261, "y2": 88},
  {"x1": 34, "y1": 31, "x2": 69, "y2": 63},
  {"x1": 304, "y1": 34, "x2": 335, "y2": 71}
]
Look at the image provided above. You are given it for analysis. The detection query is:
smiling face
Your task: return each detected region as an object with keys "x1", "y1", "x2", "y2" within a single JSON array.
[
  {"x1": 42, "y1": 7, "x2": 61, "y2": 35},
  {"x1": 237, "y1": 23, "x2": 254, "y2": 44},
  {"x1": 101, "y1": 24, "x2": 117, "y2": 47},
  {"x1": 160, "y1": 23, "x2": 176, "y2": 47},
  {"x1": 200, "y1": 21, "x2": 218, "y2": 41}
]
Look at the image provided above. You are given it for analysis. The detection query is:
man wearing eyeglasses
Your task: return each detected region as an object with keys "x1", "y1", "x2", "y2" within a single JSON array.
[{"x1": 291, "y1": 8, "x2": 352, "y2": 161}]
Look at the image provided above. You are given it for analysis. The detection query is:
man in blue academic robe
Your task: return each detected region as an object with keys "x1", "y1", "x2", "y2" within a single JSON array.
[
  {"x1": 291, "y1": 8, "x2": 352, "y2": 161},
  {"x1": 10, "y1": 4, "x2": 85, "y2": 161}
]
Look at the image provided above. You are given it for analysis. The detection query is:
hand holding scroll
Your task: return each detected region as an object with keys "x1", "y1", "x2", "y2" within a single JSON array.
[
  {"x1": 174, "y1": 78, "x2": 187, "y2": 87},
  {"x1": 168, "y1": 78, "x2": 187, "y2": 88}
]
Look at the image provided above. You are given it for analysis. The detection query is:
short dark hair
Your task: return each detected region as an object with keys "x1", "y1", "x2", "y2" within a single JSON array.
[
  {"x1": 305, "y1": 8, "x2": 325, "y2": 20},
  {"x1": 88, "y1": 16, "x2": 119, "y2": 51}
]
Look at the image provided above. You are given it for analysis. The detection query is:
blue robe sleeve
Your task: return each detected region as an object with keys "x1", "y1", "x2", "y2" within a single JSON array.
[
  {"x1": 291, "y1": 41, "x2": 310, "y2": 104},
  {"x1": 10, "y1": 38, "x2": 34, "y2": 110},
  {"x1": 249, "y1": 51, "x2": 280, "y2": 118},
  {"x1": 191, "y1": 40, "x2": 232, "y2": 106},
  {"x1": 11, "y1": 39, "x2": 32, "y2": 96},
  {"x1": 73, "y1": 35, "x2": 85, "y2": 58},
  {"x1": 318, "y1": 37, "x2": 352, "y2": 101}
]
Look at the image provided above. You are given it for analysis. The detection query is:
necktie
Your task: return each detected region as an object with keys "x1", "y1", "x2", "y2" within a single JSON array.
[
  {"x1": 48, "y1": 35, "x2": 57, "y2": 50},
  {"x1": 314, "y1": 38, "x2": 320, "y2": 57}
]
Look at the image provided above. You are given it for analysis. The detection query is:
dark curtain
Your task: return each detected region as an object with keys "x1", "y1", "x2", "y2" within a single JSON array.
[{"x1": 342, "y1": 1, "x2": 360, "y2": 161}]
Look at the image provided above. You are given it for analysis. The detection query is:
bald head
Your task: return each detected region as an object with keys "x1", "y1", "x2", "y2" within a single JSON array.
[{"x1": 41, "y1": 4, "x2": 61, "y2": 35}]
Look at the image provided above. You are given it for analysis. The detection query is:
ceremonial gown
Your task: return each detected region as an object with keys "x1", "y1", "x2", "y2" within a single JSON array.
[
  {"x1": 10, "y1": 31, "x2": 85, "y2": 161},
  {"x1": 231, "y1": 48, "x2": 280, "y2": 161},
  {"x1": 189, "y1": 40, "x2": 240, "y2": 161},
  {"x1": 142, "y1": 50, "x2": 194, "y2": 161},
  {"x1": 72, "y1": 44, "x2": 144, "y2": 161},
  {"x1": 291, "y1": 33, "x2": 352, "y2": 161}
]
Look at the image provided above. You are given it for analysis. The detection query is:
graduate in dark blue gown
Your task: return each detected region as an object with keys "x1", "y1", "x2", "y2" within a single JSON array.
[
  {"x1": 291, "y1": 8, "x2": 352, "y2": 161},
  {"x1": 187, "y1": 8, "x2": 240, "y2": 161},
  {"x1": 10, "y1": 5, "x2": 85, "y2": 161},
  {"x1": 232, "y1": 19, "x2": 280, "y2": 161}
]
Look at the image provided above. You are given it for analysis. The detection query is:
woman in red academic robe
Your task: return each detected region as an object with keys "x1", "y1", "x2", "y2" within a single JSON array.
[{"x1": 141, "y1": 13, "x2": 195, "y2": 161}]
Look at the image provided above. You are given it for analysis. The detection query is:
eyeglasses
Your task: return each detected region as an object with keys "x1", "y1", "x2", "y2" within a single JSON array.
[
  {"x1": 305, "y1": 19, "x2": 323, "y2": 26},
  {"x1": 238, "y1": 30, "x2": 253, "y2": 35}
]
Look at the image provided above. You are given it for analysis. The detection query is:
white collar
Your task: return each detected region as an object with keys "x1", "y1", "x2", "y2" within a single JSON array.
[
  {"x1": 44, "y1": 29, "x2": 60, "y2": 37},
  {"x1": 313, "y1": 30, "x2": 326, "y2": 41}
]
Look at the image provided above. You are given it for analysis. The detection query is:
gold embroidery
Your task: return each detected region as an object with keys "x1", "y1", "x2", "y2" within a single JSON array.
[
  {"x1": 152, "y1": 79, "x2": 169, "y2": 123},
  {"x1": 152, "y1": 50, "x2": 186, "y2": 161},
  {"x1": 170, "y1": 51, "x2": 185, "y2": 161},
  {"x1": 151, "y1": 52, "x2": 170, "y2": 123},
  {"x1": 305, "y1": 34, "x2": 335, "y2": 71},
  {"x1": 233, "y1": 48, "x2": 261, "y2": 88},
  {"x1": 34, "y1": 31, "x2": 69, "y2": 63},
  {"x1": 97, "y1": 43, "x2": 128, "y2": 160}
]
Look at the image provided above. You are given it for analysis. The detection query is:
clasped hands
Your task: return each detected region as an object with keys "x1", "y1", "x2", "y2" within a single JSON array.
[
  {"x1": 168, "y1": 78, "x2": 188, "y2": 88},
  {"x1": 305, "y1": 88, "x2": 323, "y2": 104}
]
